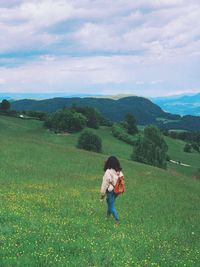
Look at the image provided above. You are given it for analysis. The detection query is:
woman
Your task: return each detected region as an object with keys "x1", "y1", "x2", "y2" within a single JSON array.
[{"x1": 100, "y1": 156, "x2": 124, "y2": 222}]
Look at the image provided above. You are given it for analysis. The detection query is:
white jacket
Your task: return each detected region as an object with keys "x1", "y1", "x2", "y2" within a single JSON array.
[{"x1": 100, "y1": 168, "x2": 123, "y2": 196}]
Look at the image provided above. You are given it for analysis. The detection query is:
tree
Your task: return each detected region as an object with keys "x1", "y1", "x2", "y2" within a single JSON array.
[
  {"x1": 122, "y1": 113, "x2": 138, "y2": 135},
  {"x1": 184, "y1": 143, "x2": 192, "y2": 153},
  {"x1": 71, "y1": 105, "x2": 102, "y2": 129},
  {"x1": 81, "y1": 107, "x2": 100, "y2": 129},
  {"x1": 77, "y1": 130, "x2": 102, "y2": 152},
  {"x1": 191, "y1": 142, "x2": 200, "y2": 152},
  {"x1": 132, "y1": 125, "x2": 168, "y2": 169},
  {"x1": 0, "y1": 99, "x2": 10, "y2": 112},
  {"x1": 44, "y1": 109, "x2": 87, "y2": 133}
]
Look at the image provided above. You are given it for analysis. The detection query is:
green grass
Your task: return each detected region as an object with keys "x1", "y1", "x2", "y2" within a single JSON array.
[
  {"x1": 0, "y1": 115, "x2": 200, "y2": 266},
  {"x1": 165, "y1": 136, "x2": 200, "y2": 177},
  {"x1": 156, "y1": 118, "x2": 180, "y2": 124}
]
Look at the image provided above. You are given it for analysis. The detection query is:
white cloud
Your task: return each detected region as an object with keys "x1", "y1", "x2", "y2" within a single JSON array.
[
  {"x1": 1, "y1": 0, "x2": 200, "y2": 57},
  {"x1": 0, "y1": 1, "x2": 75, "y2": 26},
  {"x1": 0, "y1": 78, "x2": 6, "y2": 85},
  {"x1": 0, "y1": 55, "x2": 146, "y2": 94},
  {"x1": 136, "y1": 81, "x2": 145, "y2": 85},
  {"x1": 0, "y1": 1, "x2": 76, "y2": 52},
  {"x1": 151, "y1": 80, "x2": 164, "y2": 84},
  {"x1": 19, "y1": 1, "x2": 75, "y2": 27},
  {"x1": 0, "y1": 52, "x2": 198, "y2": 97},
  {"x1": 0, "y1": 0, "x2": 200, "y2": 96},
  {"x1": 72, "y1": 1, "x2": 200, "y2": 61}
]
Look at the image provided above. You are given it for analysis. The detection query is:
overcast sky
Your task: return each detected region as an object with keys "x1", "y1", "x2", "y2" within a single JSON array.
[{"x1": 0, "y1": 0, "x2": 200, "y2": 97}]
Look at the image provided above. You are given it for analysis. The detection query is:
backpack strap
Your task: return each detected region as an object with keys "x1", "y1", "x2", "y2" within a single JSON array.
[{"x1": 109, "y1": 171, "x2": 120, "y2": 188}]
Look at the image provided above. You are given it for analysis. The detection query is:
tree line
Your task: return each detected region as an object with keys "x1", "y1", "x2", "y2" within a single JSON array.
[
  {"x1": 44, "y1": 105, "x2": 110, "y2": 133},
  {"x1": 4, "y1": 98, "x2": 199, "y2": 169},
  {"x1": 162, "y1": 129, "x2": 200, "y2": 153},
  {"x1": 0, "y1": 99, "x2": 169, "y2": 169}
]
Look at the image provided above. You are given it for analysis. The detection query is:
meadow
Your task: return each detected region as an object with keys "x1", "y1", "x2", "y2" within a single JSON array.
[{"x1": 0, "y1": 115, "x2": 200, "y2": 267}]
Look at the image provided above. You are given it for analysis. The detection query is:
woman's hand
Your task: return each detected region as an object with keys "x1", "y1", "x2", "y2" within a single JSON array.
[{"x1": 100, "y1": 194, "x2": 105, "y2": 202}]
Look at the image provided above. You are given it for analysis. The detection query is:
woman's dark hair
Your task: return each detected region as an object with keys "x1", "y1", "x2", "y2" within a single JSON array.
[{"x1": 104, "y1": 156, "x2": 122, "y2": 172}]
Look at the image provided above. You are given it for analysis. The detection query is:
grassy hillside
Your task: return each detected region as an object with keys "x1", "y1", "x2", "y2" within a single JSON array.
[
  {"x1": 0, "y1": 115, "x2": 200, "y2": 267},
  {"x1": 166, "y1": 137, "x2": 200, "y2": 177}
]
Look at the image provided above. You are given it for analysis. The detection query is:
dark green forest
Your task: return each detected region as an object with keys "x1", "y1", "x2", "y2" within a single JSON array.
[{"x1": 11, "y1": 96, "x2": 200, "y2": 131}]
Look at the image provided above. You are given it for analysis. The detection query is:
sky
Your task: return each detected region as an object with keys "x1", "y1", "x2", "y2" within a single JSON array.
[{"x1": 0, "y1": 0, "x2": 200, "y2": 97}]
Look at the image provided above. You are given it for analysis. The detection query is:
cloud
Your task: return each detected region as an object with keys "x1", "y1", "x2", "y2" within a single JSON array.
[
  {"x1": 150, "y1": 80, "x2": 164, "y2": 84},
  {"x1": 0, "y1": 1, "x2": 78, "y2": 53},
  {"x1": 0, "y1": 0, "x2": 200, "y2": 96},
  {"x1": 0, "y1": 52, "x2": 198, "y2": 97},
  {"x1": 73, "y1": 1, "x2": 200, "y2": 61},
  {"x1": 136, "y1": 81, "x2": 145, "y2": 85},
  {"x1": 0, "y1": 78, "x2": 6, "y2": 85},
  {"x1": 0, "y1": 55, "x2": 138, "y2": 92},
  {"x1": 1, "y1": 1, "x2": 75, "y2": 25},
  {"x1": 1, "y1": 0, "x2": 199, "y2": 58}
]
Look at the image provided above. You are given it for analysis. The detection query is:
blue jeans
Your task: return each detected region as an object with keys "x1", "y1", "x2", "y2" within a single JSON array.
[{"x1": 106, "y1": 191, "x2": 119, "y2": 221}]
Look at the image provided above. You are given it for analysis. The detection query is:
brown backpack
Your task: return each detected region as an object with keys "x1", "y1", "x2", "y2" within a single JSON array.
[{"x1": 113, "y1": 174, "x2": 125, "y2": 195}]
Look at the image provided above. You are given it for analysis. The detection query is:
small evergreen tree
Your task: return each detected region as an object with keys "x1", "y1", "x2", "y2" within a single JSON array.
[
  {"x1": 122, "y1": 113, "x2": 138, "y2": 135},
  {"x1": 195, "y1": 168, "x2": 200, "y2": 180},
  {"x1": 0, "y1": 99, "x2": 10, "y2": 112},
  {"x1": 184, "y1": 143, "x2": 192, "y2": 153},
  {"x1": 132, "y1": 125, "x2": 168, "y2": 169},
  {"x1": 169, "y1": 131, "x2": 178, "y2": 139},
  {"x1": 77, "y1": 130, "x2": 102, "y2": 152}
]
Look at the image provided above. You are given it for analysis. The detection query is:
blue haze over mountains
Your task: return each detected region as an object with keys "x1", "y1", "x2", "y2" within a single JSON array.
[
  {"x1": 1, "y1": 92, "x2": 200, "y2": 117},
  {"x1": 151, "y1": 93, "x2": 200, "y2": 116},
  {"x1": 0, "y1": 93, "x2": 101, "y2": 101}
]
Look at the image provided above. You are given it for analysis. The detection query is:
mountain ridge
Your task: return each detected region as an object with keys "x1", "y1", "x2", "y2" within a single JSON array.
[{"x1": 10, "y1": 96, "x2": 200, "y2": 131}]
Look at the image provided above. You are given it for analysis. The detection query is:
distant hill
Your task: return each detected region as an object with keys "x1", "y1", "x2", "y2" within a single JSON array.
[
  {"x1": 0, "y1": 92, "x2": 103, "y2": 100},
  {"x1": 11, "y1": 96, "x2": 200, "y2": 131},
  {"x1": 152, "y1": 93, "x2": 200, "y2": 116},
  {"x1": 11, "y1": 96, "x2": 177, "y2": 124}
]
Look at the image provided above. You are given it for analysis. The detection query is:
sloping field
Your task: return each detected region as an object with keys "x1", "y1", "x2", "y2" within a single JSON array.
[
  {"x1": 165, "y1": 137, "x2": 200, "y2": 177},
  {"x1": 0, "y1": 115, "x2": 200, "y2": 266}
]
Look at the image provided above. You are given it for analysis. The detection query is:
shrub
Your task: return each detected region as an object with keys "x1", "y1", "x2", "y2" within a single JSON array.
[
  {"x1": 23, "y1": 111, "x2": 47, "y2": 120},
  {"x1": 77, "y1": 130, "x2": 102, "y2": 152},
  {"x1": 112, "y1": 123, "x2": 136, "y2": 145},
  {"x1": 195, "y1": 168, "x2": 200, "y2": 180}
]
